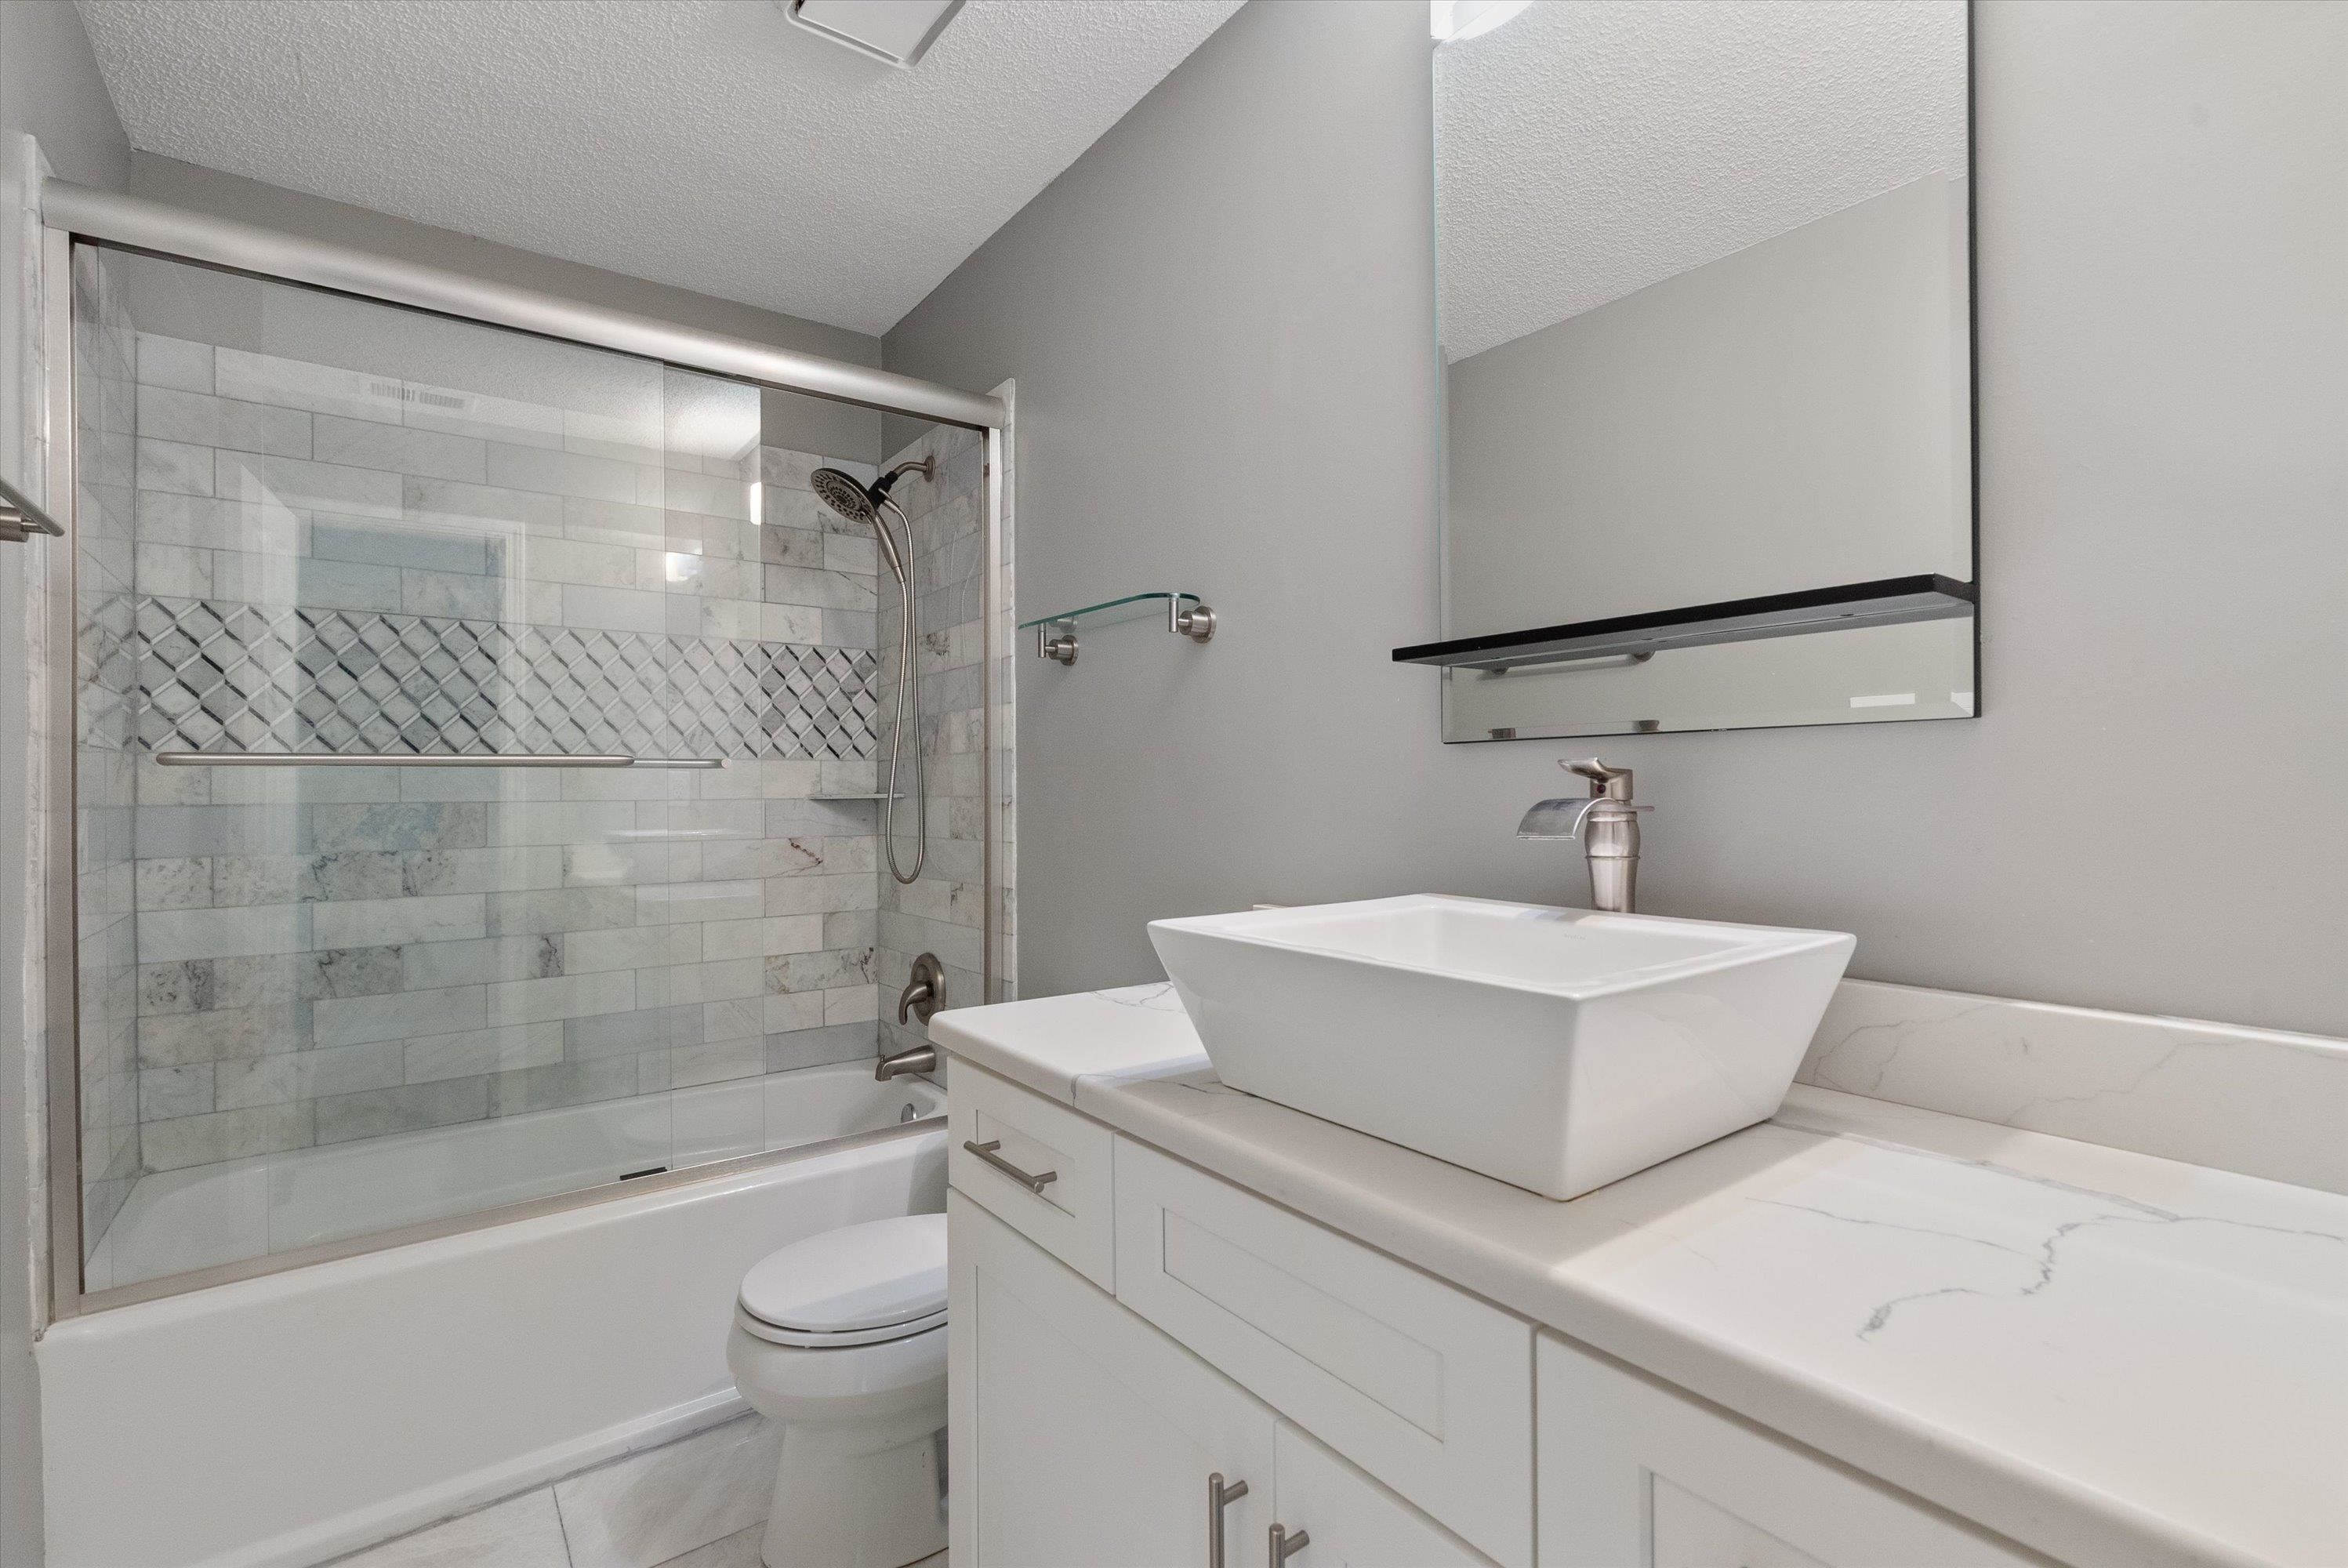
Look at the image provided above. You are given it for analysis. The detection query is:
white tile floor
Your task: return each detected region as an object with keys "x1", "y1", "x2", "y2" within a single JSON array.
[{"x1": 325, "y1": 1413, "x2": 948, "y2": 1568}]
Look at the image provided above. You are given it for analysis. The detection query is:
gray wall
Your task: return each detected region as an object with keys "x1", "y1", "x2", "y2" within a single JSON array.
[
  {"x1": 128, "y1": 156, "x2": 881, "y2": 464},
  {"x1": 0, "y1": 11, "x2": 129, "y2": 1563},
  {"x1": 883, "y1": 0, "x2": 2348, "y2": 1038}
]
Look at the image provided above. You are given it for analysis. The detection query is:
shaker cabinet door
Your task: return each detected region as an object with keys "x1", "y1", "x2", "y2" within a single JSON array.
[
  {"x1": 1536, "y1": 1334, "x2": 2046, "y2": 1568},
  {"x1": 950, "y1": 1192, "x2": 1276, "y2": 1568},
  {"x1": 1261, "y1": 1419, "x2": 1501, "y2": 1568}
]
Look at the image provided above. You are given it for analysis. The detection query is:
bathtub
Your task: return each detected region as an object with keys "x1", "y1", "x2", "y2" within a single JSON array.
[
  {"x1": 86, "y1": 1062, "x2": 943, "y2": 1290},
  {"x1": 38, "y1": 1069, "x2": 947, "y2": 1568}
]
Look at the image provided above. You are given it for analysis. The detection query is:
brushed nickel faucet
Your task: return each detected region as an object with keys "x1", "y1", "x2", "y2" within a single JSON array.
[
  {"x1": 874, "y1": 1045, "x2": 936, "y2": 1081},
  {"x1": 875, "y1": 953, "x2": 948, "y2": 1080},
  {"x1": 1517, "y1": 758, "x2": 1650, "y2": 914}
]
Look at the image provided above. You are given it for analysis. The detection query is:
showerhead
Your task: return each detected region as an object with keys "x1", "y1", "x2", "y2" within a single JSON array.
[
  {"x1": 809, "y1": 460, "x2": 937, "y2": 585},
  {"x1": 810, "y1": 466, "x2": 878, "y2": 528},
  {"x1": 809, "y1": 466, "x2": 905, "y2": 582}
]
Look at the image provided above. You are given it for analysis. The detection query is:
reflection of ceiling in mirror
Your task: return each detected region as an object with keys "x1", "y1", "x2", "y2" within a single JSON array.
[{"x1": 1437, "y1": 1, "x2": 1967, "y2": 361}]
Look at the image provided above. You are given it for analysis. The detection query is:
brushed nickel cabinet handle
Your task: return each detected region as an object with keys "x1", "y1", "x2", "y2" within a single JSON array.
[
  {"x1": 1270, "y1": 1523, "x2": 1310, "y2": 1564},
  {"x1": 1208, "y1": 1472, "x2": 1250, "y2": 1568},
  {"x1": 962, "y1": 1138, "x2": 1057, "y2": 1193}
]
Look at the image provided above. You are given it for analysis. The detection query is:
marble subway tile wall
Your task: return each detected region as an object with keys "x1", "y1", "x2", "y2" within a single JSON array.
[
  {"x1": 74, "y1": 251, "x2": 142, "y2": 1252},
  {"x1": 872, "y1": 424, "x2": 1000, "y2": 1061},
  {"x1": 105, "y1": 320, "x2": 891, "y2": 1196},
  {"x1": 755, "y1": 442, "x2": 889, "y2": 1062}
]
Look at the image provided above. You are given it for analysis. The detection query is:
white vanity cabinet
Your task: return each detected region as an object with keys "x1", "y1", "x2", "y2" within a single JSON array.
[
  {"x1": 946, "y1": 1058, "x2": 2051, "y2": 1568},
  {"x1": 949, "y1": 1188, "x2": 1497, "y2": 1568},
  {"x1": 1536, "y1": 1335, "x2": 2047, "y2": 1568}
]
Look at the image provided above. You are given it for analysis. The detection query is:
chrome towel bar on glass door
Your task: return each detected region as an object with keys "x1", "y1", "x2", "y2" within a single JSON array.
[
  {"x1": 151, "y1": 752, "x2": 726, "y2": 769},
  {"x1": 0, "y1": 472, "x2": 67, "y2": 543}
]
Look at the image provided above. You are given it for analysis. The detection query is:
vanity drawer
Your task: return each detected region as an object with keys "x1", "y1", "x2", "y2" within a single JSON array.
[
  {"x1": 1112, "y1": 1137, "x2": 1534, "y2": 1568},
  {"x1": 948, "y1": 1059, "x2": 1116, "y2": 1290}
]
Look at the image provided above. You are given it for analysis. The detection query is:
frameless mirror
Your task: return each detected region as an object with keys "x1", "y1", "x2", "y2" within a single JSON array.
[{"x1": 1409, "y1": 0, "x2": 1976, "y2": 741}]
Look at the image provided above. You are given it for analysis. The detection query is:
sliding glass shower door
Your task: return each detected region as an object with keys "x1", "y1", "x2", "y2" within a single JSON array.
[{"x1": 69, "y1": 245, "x2": 917, "y2": 1295}]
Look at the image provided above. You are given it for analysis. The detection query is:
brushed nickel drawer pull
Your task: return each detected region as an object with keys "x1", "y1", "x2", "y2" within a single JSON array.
[
  {"x1": 1208, "y1": 1472, "x2": 1250, "y2": 1568},
  {"x1": 1270, "y1": 1523, "x2": 1310, "y2": 1564},
  {"x1": 963, "y1": 1138, "x2": 1057, "y2": 1194}
]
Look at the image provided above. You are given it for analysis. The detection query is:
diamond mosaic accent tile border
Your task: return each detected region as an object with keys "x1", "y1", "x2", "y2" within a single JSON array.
[{"x1": 132, "y1": 597, "x2": 880, "y2": 760}]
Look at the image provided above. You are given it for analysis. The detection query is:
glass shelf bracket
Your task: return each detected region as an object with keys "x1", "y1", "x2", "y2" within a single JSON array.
[{"x1": 1018, "y1": 591, "x2": 1215, "y2": 666}]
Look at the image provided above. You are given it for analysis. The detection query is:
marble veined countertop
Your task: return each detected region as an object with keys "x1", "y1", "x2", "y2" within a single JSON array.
[{"x1": 934, "y1": 985, "x2": 2348, "y2": 1568}]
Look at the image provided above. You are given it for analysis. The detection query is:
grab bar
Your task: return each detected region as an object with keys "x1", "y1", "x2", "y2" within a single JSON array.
[
  {"x1": 0, "y1": 473, "x2": 66, "y2": 543},
  {"x1": 151, "y1": 752, "x2": 724, "y2": 769}
]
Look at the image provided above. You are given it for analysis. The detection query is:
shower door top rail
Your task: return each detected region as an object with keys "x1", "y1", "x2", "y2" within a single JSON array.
[
  {"x1": 39, "y1": 180, "x2": 1004, "y2": 431},
  {"x1": 152, "y1": 751, "x2": 726, "y2": 769}
]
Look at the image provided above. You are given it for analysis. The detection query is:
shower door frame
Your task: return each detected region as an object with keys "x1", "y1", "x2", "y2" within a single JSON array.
[{"x1": 38, "y1": 187, "x2": 1014, "y2": 1320}]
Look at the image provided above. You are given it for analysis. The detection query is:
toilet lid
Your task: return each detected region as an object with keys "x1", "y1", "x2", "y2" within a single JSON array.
[{"x1": 739, "y1": 1213, "x2": 946, "y2": 1335}]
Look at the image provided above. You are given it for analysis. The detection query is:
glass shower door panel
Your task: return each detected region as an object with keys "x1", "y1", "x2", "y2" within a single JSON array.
[
  {"x1": 661, "y1": 370, "x2": 895, "y2": 1146},
  {"x1": 77, "y1": 245, "x2": 702, "y2": 1290}
]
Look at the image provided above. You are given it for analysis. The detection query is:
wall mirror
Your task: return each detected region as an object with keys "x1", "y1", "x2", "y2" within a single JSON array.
[{"x1": 1404, "y1": 0, "x2": 1976, "y2": 741}]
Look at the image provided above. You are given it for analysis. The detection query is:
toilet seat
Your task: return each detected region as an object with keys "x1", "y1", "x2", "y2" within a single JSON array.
[
  {"x1": 736, "y1": 1212, "x2": 945, "y2": 1349},
  {"x1": 733, "y1": 1304, "x2": 947, "y2": 1349}
]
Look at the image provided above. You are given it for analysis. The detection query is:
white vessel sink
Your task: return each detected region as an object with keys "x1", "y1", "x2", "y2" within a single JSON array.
[{"x1": 1148, "y1": 895, "x2": 1854, "y2": 1200}]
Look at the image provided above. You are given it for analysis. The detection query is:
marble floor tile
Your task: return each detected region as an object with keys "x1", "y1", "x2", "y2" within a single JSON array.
[
  {"x1": 649, "y1": 1523, "x2": 763, "y2": 1568},
  {"x1": 332, "y1": 1490, "x2": 571, "y2": 1568},
  {"x1": 554, "y1": 1414, "x2": 778, "y2": 1568}
]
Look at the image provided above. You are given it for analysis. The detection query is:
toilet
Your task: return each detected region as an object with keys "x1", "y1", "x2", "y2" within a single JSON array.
[{"x1": 727, "y1": 1213, "x2": 949, "y2": 1568}]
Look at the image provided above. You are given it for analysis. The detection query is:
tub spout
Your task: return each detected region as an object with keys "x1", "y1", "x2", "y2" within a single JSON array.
[{"x1": 876, "y1": 1045, "x2": 938, "y2": 1081}]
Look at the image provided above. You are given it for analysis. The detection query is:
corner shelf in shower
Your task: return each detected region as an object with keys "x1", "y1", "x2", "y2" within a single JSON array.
[{"x1": 1018, "y1": 591, "x2": 1216, "y2": 666}]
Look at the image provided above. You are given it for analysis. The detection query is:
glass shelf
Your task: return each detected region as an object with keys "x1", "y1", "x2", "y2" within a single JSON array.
[
  {"x1": 1018, "y1": 591, "x2": 1206, "y2": 632},
  {"x1": 1392, "y1": 575, "x2": 1975, "y2": 673},
  {"x1": 1020, "y1": 592, "x2": 1215, "y2": 666}
]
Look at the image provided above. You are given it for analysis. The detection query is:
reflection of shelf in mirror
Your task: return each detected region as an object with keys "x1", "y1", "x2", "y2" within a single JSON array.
[
  {"x1": 1019, "y1": 591, "x2": 1215, "y2": 666},
  {"x1": 1392, "y1": 575, "x2": 1975, "y2": 673}
]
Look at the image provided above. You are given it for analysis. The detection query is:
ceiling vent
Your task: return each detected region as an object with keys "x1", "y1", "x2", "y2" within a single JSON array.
[{"x1": 783, "y1": 0, "x2": 967, "y2": 68}]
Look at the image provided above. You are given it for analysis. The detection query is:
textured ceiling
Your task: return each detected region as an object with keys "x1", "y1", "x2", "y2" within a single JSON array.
[
  {"x1": 77, "y1": 0, "x2": 1246, "y2": 336},
  {"x1": 1439, "y1": 1, "x2": 1968, "y2": 360}
]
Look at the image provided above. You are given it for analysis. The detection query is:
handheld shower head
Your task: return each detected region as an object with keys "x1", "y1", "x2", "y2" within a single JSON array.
[
  {"x1": 807, "y1": 459, "x2": 935, "y2": 884},
  {"x1": 810, "y1": 466, "x2": 907, "y2": 583},
  {"x1": 809, "y1": 466, "x2": 877, "y2": 527}
]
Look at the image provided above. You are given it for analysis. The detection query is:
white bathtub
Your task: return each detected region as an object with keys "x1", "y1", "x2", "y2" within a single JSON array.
[
  {"x1": 38, "y1": 1070, "x2": 947, "y2": 1568},
  {"x1": 88, "y1": 1062, "x2": 941, "y2": 1290}
]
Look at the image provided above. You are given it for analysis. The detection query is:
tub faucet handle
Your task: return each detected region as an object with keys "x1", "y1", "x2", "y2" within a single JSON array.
[{"x1": 898, "y1": 953, "x2": 945, "y2": 1025}]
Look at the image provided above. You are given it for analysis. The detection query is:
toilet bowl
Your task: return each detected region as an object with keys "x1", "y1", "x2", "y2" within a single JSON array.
[{"x1": 727, "y1": 1212, "x2": 949, "y2": 1568}]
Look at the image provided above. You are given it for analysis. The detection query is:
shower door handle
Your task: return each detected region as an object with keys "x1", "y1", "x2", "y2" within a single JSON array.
[{"x1": 0, "y1": 473, "x2": 65, "y2": 542}]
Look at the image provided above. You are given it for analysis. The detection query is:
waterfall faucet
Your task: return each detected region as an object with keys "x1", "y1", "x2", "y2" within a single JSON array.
[{"x1": 1517, "y1": 758, "x2": 1651, "y2": 914}]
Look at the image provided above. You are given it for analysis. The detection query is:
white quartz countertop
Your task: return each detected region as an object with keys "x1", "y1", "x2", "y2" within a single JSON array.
[{"x1": 933, "y1": 985, "x2": 2348, "y2": 1568}]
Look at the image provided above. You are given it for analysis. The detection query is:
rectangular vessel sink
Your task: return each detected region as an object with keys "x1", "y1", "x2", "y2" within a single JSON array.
[{"x1": 1149, "y1": 895, "x2": 1854, "y2": 1200}]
